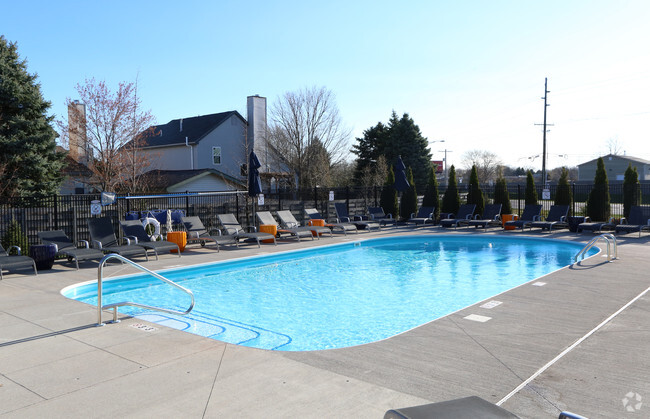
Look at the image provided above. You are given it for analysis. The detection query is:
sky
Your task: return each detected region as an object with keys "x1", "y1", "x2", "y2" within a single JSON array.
[{"x1": 2, "y1": 0, "x2": 649, "y2": 171}]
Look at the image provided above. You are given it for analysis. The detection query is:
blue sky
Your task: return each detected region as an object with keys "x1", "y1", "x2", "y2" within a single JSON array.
[{"x1": 2, "y1": 0, "x2": 649, "y2": 170}]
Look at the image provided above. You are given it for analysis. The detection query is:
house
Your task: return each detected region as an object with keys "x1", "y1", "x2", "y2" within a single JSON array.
[
  {"x1": 56, "y1": 146, "x2": 94, "y2": 194},
  {"x1": 136, "y1": 169, "x2": 245, "y2": 193},
  {"x1": 577, "y1": 154, "x2": 650, "y2": 182}
]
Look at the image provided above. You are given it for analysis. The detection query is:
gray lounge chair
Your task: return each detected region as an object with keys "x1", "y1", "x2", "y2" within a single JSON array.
[
  {"x1": 181, "y1": 216, "x2": 239, "y2": 250},
  {"x1": 530, "y1": 205, "x2": 570, "y2": 232},
  {"x1": 38, "y1": 230, "x2": 105, "y2": 269},
  {"x1": 385, "y1": 396, "x2": 518, "y2": 419},
  {"x1": 466, "y1": 203, "x2": 502, "y2": 229},
  {"x1": 277, "y1": 210, "x2": 332, "y2": 238},
  {"x1": 615, "y1": 205, "x2": 650, "y2": 237},
  {"x1": 0, "y1": 243, "x2": 37, "y2": 280},
  {"x1": 256, "y1": 211, "x2": 314, "y2": 241},
  {"x1": 334, "y1": 203, "x2": 380, "y2": 231},
  {"x1": 304, "y1": 208, "x2": 358, "y2": 235},
  {"x1": 120, "y1": 220, "x2": 181, "y2": 258},
  {"x1": 216, "y1": 214, "x2": 277, "y2": 246},
  {"x1": 407, "y1": 206, "x2": 435, "y2": 227},
  {"x1": 368, "y1": 207, "x2": 396, "y2": 226},
  {"x1": 87, "y1": 217, "x2": 149, "y2": 261},
  {"x1": 577, "y1": 217, "x2": 616, "y2": 233},
  {"x1": 439, "y1": 204, "x2": 476, "y2": 228},
  {"x1": 503, "y1": 204, "x2": 543, "y2": 231}
]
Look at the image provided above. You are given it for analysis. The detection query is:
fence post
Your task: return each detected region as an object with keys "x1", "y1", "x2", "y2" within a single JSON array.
[
  {"x1": 126, "y1": 192, "x2": 131, "y2": 215},
  {"x1": 572, "y1": 183, "x2": 576, "y2": 216},
  {"x1": 235, "y1": 193, "x2": 239, "y2": 220},
  {"x1": 314, "y1": 186, "x2": 318, "y2": 209},
  {"x1": 517, "y1": 184, "x2": 522, "y2": 217},
  {"x1": 53, "y1": 194, "x2": 59, "y2": 230},
  {"x1": 185, "y1": 191, "x2": 190, "y2": 216},
  {"x1": 346, "y1": 186, "x2": 350, "y2": 212}
]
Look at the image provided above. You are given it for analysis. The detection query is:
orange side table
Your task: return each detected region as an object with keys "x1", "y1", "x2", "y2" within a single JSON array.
[
  {"x1": 307, "y1": 219, "x2": 326, "y2": 236},
  {"x1": 258, "y1": 224, "x2": 277, "y2": 243},
  {"x1": 502, "y1": 214, "x2": 518, "y2": 230},
  {"x1": 167, "y1": 231, "x2": 187, "y2": 252}
]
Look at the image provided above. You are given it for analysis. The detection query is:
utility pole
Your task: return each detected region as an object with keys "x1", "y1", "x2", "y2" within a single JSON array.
[
  {"x1": 535, "y1": 78, "x2": 553, "y2": 187},
  {"x1": 439, "y1": 149, "x2": 453, "y2": 178}
]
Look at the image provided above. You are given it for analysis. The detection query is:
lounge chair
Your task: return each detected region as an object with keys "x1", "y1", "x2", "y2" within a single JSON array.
[
  {"x1": 0, "y1": 243, "x2": 37, "y2": 280},
  {"x1": 615, "y1": 205, "x2": 650, "y2": 237},
  {"x1": 503, "y1": 204, "x2": 543, "y2": 231},
  {"x1": 120, "y1": 220, "x2": 181, "y2": 258},
  {"x1": 385, "y1": 396, "x2": 518, "y2": 419},
  {"x1": 407, "y1": 206, "x2": 435, "y2": 227},
  {"x1": 466, "y1": 203, "x2": 502, "y2": 229},
  {"x1": 304, "y1": 208, "x2": 358, "y2": 235},
  {"x1": 181, "y1": 216, "x2": 240, "y2": 250},
  {"x1": 577, "y1": 217, "x2": 616, "y2": 233},
  {"x1": 256, "y1": 211, "x2": 314, "y2": 241},
  {"x1": 277, "y1": 210, "x2": 332, "y2": 238},
  {"x1": 216, "y1": 213, "x2": 277, "y2": 246},
  {"x1": 439, "y1": 204, "x2": 476, "y2": 228},
  {"x1": 87, "y1": 217, "x2": 149, "y2": 261},
  {"x1": 38, "y1": 230, "x2": 105, "y2": 269},
  {"x1": 334, "y1": 203, "x2": 380, "y2": 231},
  {"x1": 368, "y1": 207, "x2": 396, "y2": 226},
  {"x1": 529, "y1": 205, "x2": 570, "y2": 232}
]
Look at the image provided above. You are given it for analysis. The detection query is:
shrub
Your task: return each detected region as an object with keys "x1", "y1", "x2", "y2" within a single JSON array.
[
  {"x1": 554, "y1": 167, "x2": 572, "y2": 215},
  {"x1": 623, "y1": 164, "x2": 640, "y2": 220},
  {"x1": 586, "y1": 157, "x2": 611, "y2": 221},
  {"x1": 1, "y1": 220, "x2": 29, "y2": 255},
  {"x1": 441, "y1": 165, "x2": 461, "y2": 215},
  {"x1": 466, "y1": 165, "x2": 484, "y2": 216},
  {"x1": 380, "y1": 166, "x2": 398, "y2": 219},
  {"x1": 400, "y1": 167, "x2": 418, "y2": 220},
  {"x1": 422, "y1": 166, "x2": 440, "y2": 221},
  {"x1": 525, "y1": 170, "x2": 538, "y2": 205},
  {"x1": 493, "y1": 176, "x2": 512, "y2": 215}
]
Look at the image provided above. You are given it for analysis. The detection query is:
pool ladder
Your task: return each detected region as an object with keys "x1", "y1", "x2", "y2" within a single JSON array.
[
  {"x1": 96, "y1": 254, "x2": 195, "y2": 326},
  {"x1": 574, "y1": 233, "x2": 617, "y2": 264}
]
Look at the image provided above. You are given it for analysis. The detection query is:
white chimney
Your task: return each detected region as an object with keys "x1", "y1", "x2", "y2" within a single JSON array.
[{"x1": 247, "y1": 95, "x2": 268, "y2": 171}]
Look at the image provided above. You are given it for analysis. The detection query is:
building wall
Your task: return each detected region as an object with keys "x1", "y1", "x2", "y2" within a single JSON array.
[
  {"x1": 166, "y1": 174, "x2": 240, "y2": 193},
  {"x1": 578, "y1": 155, "x2": 650, "y2": 181}
]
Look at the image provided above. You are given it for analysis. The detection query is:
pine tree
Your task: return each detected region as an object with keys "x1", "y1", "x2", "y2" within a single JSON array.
[
  {"x1": 0, "y1": 36, "x2": 64, "y2": 199},
  {"x1": 525, "y1": 170, "x2": 538, "y2": 205},
  {"x1": 400, "y1": 166, "x2": 418, "y2": 220},
  {"x1": 380, "y1": 166, "x2": 398, "y2": 219},
  {"x1": 554, "y1": 167, "x2": 572, "y2": 216},
  {"x1": 493, "y1": 175, "x2": 512, "y2": 215},
  {"x1": 466, "y1": 165, "x2": 484, "y2": 216},
  {"x1": 422, "y1": 166, "x2": 440, "y2": 220},
  {"x1": 622, "y1": 164, "x2": 640, "y2": 220},
  {"x1": 1, "y1": 219, "x2": 29, "y2": 255},
  {"x1": 586, "y1": 157, "x2": 610, "y2": 221},
  {"x1": 441, "y1": 165, "x2": 460, "y2": 215}
]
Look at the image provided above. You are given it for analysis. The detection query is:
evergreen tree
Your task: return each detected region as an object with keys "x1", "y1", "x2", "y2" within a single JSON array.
[
  {"x1": 554, "y1": 167, "x2": 572, "y2": 216},
  {"x1": 351, "y1": 122, "x2": 388, "y2": 184},
  {"x1": 623, "y1": 164, "x2": 640, "y2": 220},
  {"x1": 493, "y1": 175, "x2": 512, "y2": 215},
  {"x1": 400, "y1": 166, "x2": 418, "y2": 220},
  {"x1": 525, "y1": 170, "x2": 538, "y2": 205},
  {"x1": 0, "y1": 36, "x2": 64, "y2": 199},
  {"x1": 379, "y1": 165, "x2": 398, "y2": 219},
  {"x1": 441, "y1": 165, "x2": 460, "y2": 215},
  {"x1": 586, "y1": 157, "x2": 611, "y2": 221},
  {"x1": 422, "y1": 166, "x2": 440, "y2": 220},
  {"x1": 1, "y1": 219, "x2": 29, "y2": 255},
  {"x1": 466, "y1": 165, "x2": 484, "y2": 216}
]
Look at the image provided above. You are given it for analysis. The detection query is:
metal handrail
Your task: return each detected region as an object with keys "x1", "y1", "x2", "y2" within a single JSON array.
[
  {"x1": 97, "y1": 254, "x2": 195, "y2": 326},
  {"x1": 574, "y1": 233, "x2": 617, "y2": 263}
]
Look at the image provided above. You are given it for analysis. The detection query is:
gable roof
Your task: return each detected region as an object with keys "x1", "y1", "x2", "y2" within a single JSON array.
[
  {"x1": 139, "y1": 111, "x2": 246, "y2": 148},
  {"x1": 578, "y1": 154, "x2": 650, "y2": 167},
  {"x1": 137, "y1": 169, "x2": 246, "y2": 192}
]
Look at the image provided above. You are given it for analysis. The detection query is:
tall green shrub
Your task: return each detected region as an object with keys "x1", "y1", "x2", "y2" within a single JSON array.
[
  {"x1": 1, "y1": 220, "x2": 29, "y2": 255},
  {"x1": 525, "y1": 170, "x2": 538, "y2": 205},
  {"x1": 586, "y1": 157, "x2": 611, "y2": 221},
  {"x1": 400, "y1": 167, "x2": 418, "y2": 220},
  {"x1": 554, "y1": 167, "x2": 572, "y2": 215},
  {"x1": 623, "y1": 164, "x2": 640, "y2": 219},
  {"x1": 466, "y1": 165, "x2": 484, "y2": 216},
  {"x1": 493, "y1": 176, "x2": 512, "y2": 215},
  {"x1": 422, "y1": 166, "x2": 440, "y2": 220},
  {"x1": 441, "y1": 165, "x2": 460, "y2": 215},
  {"x1": 380, "y1": 166, "x2": 398, "y2": 219}
]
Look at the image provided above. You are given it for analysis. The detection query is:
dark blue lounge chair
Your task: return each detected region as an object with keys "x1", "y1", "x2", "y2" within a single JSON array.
[
  {"x1": 466, "y1": 203, "x2": 502, "y2": 229},
  {"x1": 530, "y1": 204, "x2": 570, "y2": 232},
  {"x1": 368, "y1": 207, "x2": 397, "y2": 226},
  {"x1": 439, "y1": 204, "x2": 476, "y2": 228},
  {"x1": 0, "y1": 243, "x2": 37, "y2": 280},
  {"x1": 615, "y1": 206, "x2": 650, "y2": 237},
  {"x1": 334, "y1": 203, "x2": 380, "y2": 231},
  {"x1": 407, "y1": 206, "x2": 435, "y2": 227},
  {"x1": 38, "y1": 230, "x2": 105, "y2": 269},
  {"x1": 120, "y1": 220, "x2": 181, "y2": 258},
  {"x1": 503, "y1": 204, "x2": 543, "y2": 231}
]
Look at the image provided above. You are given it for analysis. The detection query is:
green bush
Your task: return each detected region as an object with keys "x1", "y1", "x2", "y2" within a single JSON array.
[
  {"x1": 525, "y1": 170, "x2": 538, "y2": 205},
  {"x1": 586, "y1": 157, "x2": 611, "y2": 221},
  {"x1": 441, "y1": 165, "x2": 461, "y2": 215},
  {"x1": 422, "y1": 166, "x2": 440, "y2": 221},
  {"x1": 1, "y1": 220, "x2": 29, "y2": 255},
  {"x1": 380, "y1": 166, "x2": 398, "y2": 219},
  {"x1": 466, "y1": 165, "x2": 484, "y2": 216},
  {"x1": 400, "y1": 167, "x2": 418, "y2": 220},
  {"x1": 494, "y1": 176, "x2": 512, "y2": 215},
  {"x1": 554, "y1": 167, "x2": 572, "y2": 215},
  {"x1": 623, "y1": 164, "x2": 640, "y2": 219}
]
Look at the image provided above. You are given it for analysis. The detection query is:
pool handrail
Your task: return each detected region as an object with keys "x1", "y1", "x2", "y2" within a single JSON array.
[
  {"x1": 97, "y1": 253, "x2": 195, "y2": 326},
  {"x1": 574, "y1": 233, "x2": 617, "y2": 264}
]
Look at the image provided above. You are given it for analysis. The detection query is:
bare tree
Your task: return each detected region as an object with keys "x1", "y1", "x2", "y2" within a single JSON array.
[
  {"x1": 606, "y1": 137, "x2": 623, "y2": 155},
  {"x1": 268, "y1": 86, "x2": 351, "y2": 188},
  {"x1": 461, "y1": 150, "x2": 502, "y2": 184},
  {"x1": 58, "y1": 78, "x2": 156, "y2": 192}
]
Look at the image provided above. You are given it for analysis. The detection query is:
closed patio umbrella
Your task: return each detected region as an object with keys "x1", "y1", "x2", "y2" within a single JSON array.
[
  {"x1": 248, "y1": 151, "x2": 263, "y2": 226},
  {"x1": 394, "y1": 155, "x2": 410, "y2": 192}
]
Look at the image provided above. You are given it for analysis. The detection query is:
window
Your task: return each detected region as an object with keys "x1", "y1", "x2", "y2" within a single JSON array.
[{"x1": 212, "y1": 146, "x2": 221, "y2": 165}]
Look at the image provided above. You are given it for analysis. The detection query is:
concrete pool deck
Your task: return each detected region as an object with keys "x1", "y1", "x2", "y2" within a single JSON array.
[{"x1": 1, "y1": 228, "x2": 649, "y2": 418}]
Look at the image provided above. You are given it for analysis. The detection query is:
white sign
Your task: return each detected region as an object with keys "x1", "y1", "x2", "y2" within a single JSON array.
[
  {"x1": 542, "y1": 189, "x2": 551, "y2": 200},
  {"x1": 90, "y1": 200, "x2": 101, "y2": 215},
  {"x1": 257, "y1": 194, "x2": 264, "y2": 205},
  {"x1": 329, "y1": 191, "x2": 334, "y2": 201}
]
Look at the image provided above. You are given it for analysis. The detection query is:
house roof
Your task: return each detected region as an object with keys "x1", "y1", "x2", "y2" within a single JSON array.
[
  {"x1": 138, "y1": 111, "x2": 246, "y2": 148},
  {"x1": 137, "y1": 169, "x2": 246, "y2": 192},
  {"x1": 56, "y1": 146, "x2": 93, "y2": 176},
  {"x1": 577, "y1": 154, "x2": 650, "y2": 167}
]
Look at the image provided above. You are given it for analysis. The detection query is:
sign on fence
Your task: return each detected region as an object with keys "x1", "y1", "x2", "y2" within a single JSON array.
[
  {"x1": 329, "y1": 191, "x2": 334, "y2": 201},
  {"x1": 257, "y1": 194, "x2": 264, "y2": 205},
  {"x1": 90, "y1": 200, "x2": 102, "y2": 215}
]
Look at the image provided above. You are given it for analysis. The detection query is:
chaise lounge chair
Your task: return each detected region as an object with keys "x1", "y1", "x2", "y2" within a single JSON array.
[
  {"x1": 615, "y1": 205, "x2": 650, "y2": 237},
  {"x1": 87, "y1": 217, "x2": 149, "y2": 261},
  {"x1": 577, "y1": 217, "x2": 616, "y2": 234},
  {"x1": 216, "y1": 213, "x2": 277, "y2": 246},
  {"x1": 334, "y1": 203, "x2": 380, "y2": 231},
  {"x1": 407, "y1": 206, "x2": 435, "y2": 227},
  {"x1": 439, "y1": 204, "x2": 476, "y2": 228},
  {"x1": 503, "y1": 204, "x2": 543, "y2": 231},
  {"x1": 304, "y1": 208, "x2": 358, "y2": 235},
  {"x1": 277, "y1": 210, "x2": 332, "y2": 238},
  {"x1": 181, "y1": 216, "x2": 240, "y2": 250},
  {"x1": 466, "y1": 203, "x2": 502, "y2": 229},
  {"x1": 38, "y1": 230, "x2": 106, "y2": 269},
  {"x1": 120, "y1": 220, "x2": 181, "y2": 258},
  {"x1": 368, "y1": 207, "x2": 397, "y2": 226},
  {"x1": 256, "y1": 211, "x2": 314, "y2": 241},
  {"x1": 0, "y1": 243, "x2": 37, "y2": 280},
  {"x1": 529, "y1": 205, "x2": 569, "y2": 232}
]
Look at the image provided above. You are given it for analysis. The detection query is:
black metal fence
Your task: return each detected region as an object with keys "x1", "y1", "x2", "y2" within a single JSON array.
[{"x1": 2, "y1": 183, "x2": 649, "y2": 248}]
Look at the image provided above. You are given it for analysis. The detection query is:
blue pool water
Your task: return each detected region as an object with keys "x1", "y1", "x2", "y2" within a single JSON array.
[{"x1": 62, "y1": 236, "x2": 596, "y2": 351}]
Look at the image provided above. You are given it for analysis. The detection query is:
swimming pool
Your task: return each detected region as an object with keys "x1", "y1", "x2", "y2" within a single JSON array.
[{"x1": 62, "y1": 236, "x2": 596, "y2": 351}]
